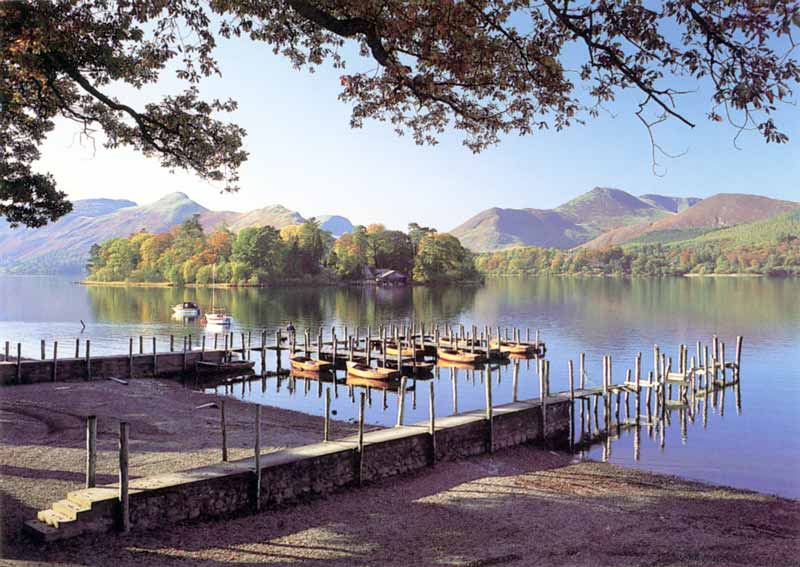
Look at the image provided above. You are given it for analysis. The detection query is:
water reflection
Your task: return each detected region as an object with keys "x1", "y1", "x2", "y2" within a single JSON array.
[{"x1": 1, "y1": 275, "x2": 798, "y2": 498}]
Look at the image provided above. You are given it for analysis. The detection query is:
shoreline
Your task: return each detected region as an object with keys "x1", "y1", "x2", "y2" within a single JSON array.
[{"x1": 1, "y1": 380, "x2": 798, "y2": 565}]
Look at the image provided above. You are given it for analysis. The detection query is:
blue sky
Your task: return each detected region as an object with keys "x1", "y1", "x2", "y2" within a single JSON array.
[{"x1": 36, "y1": 30, "x2": 799, "y2": 231}]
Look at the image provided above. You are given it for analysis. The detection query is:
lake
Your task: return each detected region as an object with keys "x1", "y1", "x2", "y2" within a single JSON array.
[{"x1": 1, "y1": 275, "x2": 798, "y2": 498}]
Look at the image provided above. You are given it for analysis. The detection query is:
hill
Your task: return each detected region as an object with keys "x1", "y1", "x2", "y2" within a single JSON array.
[
  {"x1": 0, "y1": 193, "x2": 353, "y2": 274},
  {"x1": 581, "y1": 194, "x2": 800, "y2": 249},
  {"x1": 317, "y1": 215, "x2": 354, "y2": 237},
  {"x1": 639, "y1": 194, "x2": 702, "y2": 213},
  {"x1": 450, "y1": 187, "x2": 673, "y2": 252}
]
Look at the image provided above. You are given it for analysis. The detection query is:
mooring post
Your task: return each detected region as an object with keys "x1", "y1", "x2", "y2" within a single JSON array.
[
  {"x1": 324, "y1": 387, "x2": 331, "y2": 442},
  {"x1": 568, "y1": 359, "x2": 575, "y2": 450},
  {"x1": 52, "y1": 341, "x2": 58, "y2": 382},
  {"x1": 485, "y1": 365, "x2": 493, "y2": 453},
  {"x1": 357, "y1": 391, "x2": 366, "y2": 485},
  {"x1": 118, "y1": 421, "x2": 130, "y2": 533},
  {"x1": 220, "y1": 400, "x2": 228, "y2": 462},
  {"x1": 429, "y1": 381, "x2": 436, "y2": 465},
  {"x1": 40, "y1": 339, "x2": 45, "y2": 360},
  {"x1": 170, "y1": 334, "x2": 175, "y2": 352},
  {"x1": 512, "y1": 359, "x2": 519, "y2": 402},
  {"x1": 182, "y1": 337, "x2": 188, "y2": 371},
  {"x1": 86, "y1": 415, "x2": 97, "y2": 488},
  {"x1": 75, "y1": 338, "x2": 80, "y2": 359},
  {"x1": 254, "y1": 405, "x2": 262, "y2": 512},
  {"x1": 396, "y1": 377, "x2": 408, "y2": 427},
  {"x1": 579, "y1": 352, "x2": 586, "y2": 389},
  {"x1": 128, "y1": 337, "x2": 134, "y2": 377},
  {"x1": 201, "y1": 335, "x2": 206, "y2": 362},
  {"x1": 275, "y1": 330, "x2": 282, "y2": 370},
  {"x1": 152, "y1": 336, "x2": 157, "y2": 376},
  {"x1": 85, "y1": 340, "x2": 91, "y2": 381},
  {"x1": 3, "y1": 341, "x2": 8, "y2": 362},
  {"x1": 735, "y1": 336, "x2": 743, "y2": 380}
]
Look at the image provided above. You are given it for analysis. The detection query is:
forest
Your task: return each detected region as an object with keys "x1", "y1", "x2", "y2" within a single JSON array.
[
  {"x1": 477, "y1": 239, "x2": 800, "y2": 277},
  {"x1": 85, "y1": 216, "x2": 481, "y2": 285}
]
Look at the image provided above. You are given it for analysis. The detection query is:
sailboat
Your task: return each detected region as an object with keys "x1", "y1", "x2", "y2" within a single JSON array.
[{"x1": 205, "y1": 265, "x2": 232, "y2": 327}]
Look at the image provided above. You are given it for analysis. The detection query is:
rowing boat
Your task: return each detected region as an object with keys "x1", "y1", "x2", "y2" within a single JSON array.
[
  {"x1": 346, "y1": 361, "x2": 400, "y2": 380},
  {"x1": 290, "y1": 355, "x2": 333, "y2": 373},
  {"x1": 436, "y1": 347, "x2": 486, "y2": 364},
  {"x1": 195, "y1": 360, "x2": 255, "y2": 374},
  {"x1": 490, "y1": 340, "x2": 538, "y2": 355},
  {"x1": 385, "y1": 345, "x2": 426, "y2": 360}
]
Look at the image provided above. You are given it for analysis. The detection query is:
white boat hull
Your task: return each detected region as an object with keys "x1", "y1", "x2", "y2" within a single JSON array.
[{"x1": 206, "y1": 314, "x2": 233, "y2": 326}]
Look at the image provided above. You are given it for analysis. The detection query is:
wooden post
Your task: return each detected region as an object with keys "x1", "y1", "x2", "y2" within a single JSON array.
[
  {"x1": 138, "y1": 335, "x2": 143, "y2": 355},
  {"x1": 201, "y1": 335, "x2": 206, "y2": 362},
  {"x1": 118, "y1": 422, "x2": 129, "y2": 533},
  {"x1": 568, "y1": 359, "x2": 575, "y2": 450},
  {"x1": 366, "y1": 325, "x2": 372, "y2": 365},
  {"x1": 324, "y1": 387, "x2": 331, "y2": 442},
  {"x1": 3, "y1": 341, "x2": 8, "y2": 362},
  {"x1": 396, "y1": 377, "x2": 408, "y2": 426},
  {"x1": 276, "y1": 330, "x2": 282, "y2": 370},
  {"x1": 85, "y1": 340, "x2": 91, "y2": 380},
  {"x1": 86, "y1": 415, "x2": 97, "y2": 488},
  {"x1": 40, "y1": 339, "x2": 45, "y2": 360},
  {"x1": 170, "y1": 335, "x2": 175, "y2": 352},
  {"x1": 735, "y1": 336, "x2": 743, "y2": 379},
  {"x1": 429, "y1": 381, "x2": 436, "y2": 464},
  {"x1": 220, "y1": 400, "x2": 228, "y2": 462},
  {"x1": 52, "y1": 341, "x2": 58, "y2": 381},
  {"x1": 128, "y1": 337, "x2": 134, "y2": 377},
  {"x1": 152, "y1": 336, "x2": 157, "y2": 376},
  {"x1": 75, "y1": 338, "x2": 80, "y2": 359},
  {"x1": 357, "y1": 391, "x2": 365, "y2": 485},
  {"x1": 317, "y1": 330, "x2": 322, "y2": 360},
  {"x1": 254, "y1": 406, "x2": 261, "y2": 512}
]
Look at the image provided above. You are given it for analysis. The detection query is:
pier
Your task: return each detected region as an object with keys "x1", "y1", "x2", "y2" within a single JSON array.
[{"x1": 6, "y1": 325, "x2": 743, "y2": 545}]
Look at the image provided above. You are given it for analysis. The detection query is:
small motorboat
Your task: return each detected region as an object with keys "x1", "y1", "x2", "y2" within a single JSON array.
[
  {"x1": 290, "y1": 355, "x2": 333, "y2": 373},
  {"x1": 195, "y1": 359, "x2": 255, "y2": 374},
  {"x1": 346, "y1": 361, "x2": 400, "y2": 381},
  {"x1": 437, "y1": 347, "x2": 486, "y2": 364},
  {"x1": 172, "y1": 301, "x2": 200, "y2": 317}
]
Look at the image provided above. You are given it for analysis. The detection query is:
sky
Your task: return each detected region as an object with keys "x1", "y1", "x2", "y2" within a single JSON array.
[{"x1": 36, "y1": 27, "x2": 799, "y2": 232}]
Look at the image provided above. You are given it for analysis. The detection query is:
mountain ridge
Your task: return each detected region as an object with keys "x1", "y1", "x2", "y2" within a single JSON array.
[{"x1": 0, "y1": 192, "x2": 353, "y2": 274}]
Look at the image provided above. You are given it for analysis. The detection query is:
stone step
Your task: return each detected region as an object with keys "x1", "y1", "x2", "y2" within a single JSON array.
[
  {"x1": 67, "y1": 487, "x2": 118, "y2": 513},
  {"x1": 52, "y1": 498, "x2": 90, "y2": 520},
  {"x1": 37, "y1": 509, "x2": 74, "y2": 529}
]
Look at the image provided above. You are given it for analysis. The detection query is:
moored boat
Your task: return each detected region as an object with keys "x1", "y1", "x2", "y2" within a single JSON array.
[
  {"x1": 490, "y1": 339, "x2": 538, "y2": 355},
  {"x1": 385, "y1": 344, "x2": 426, "y2": 360},
  {"x1": 206, "y1": 308, "x2": 233, "y2": 326},
  {"x1": 290, "y1": 355, "x2": 333, "y2": 373},
  {"x1": 436, "y1": 347, "x2": 486, "y2": 364},
  {"x1": 172, "y1": 301, "x2": 200, "y2": 317},
  {"x1": 346, "y1": 361, "x2": 400, "y2": 380},
  {"x1": 195, "y1": 360, "x2": 255, "y2": 374}
]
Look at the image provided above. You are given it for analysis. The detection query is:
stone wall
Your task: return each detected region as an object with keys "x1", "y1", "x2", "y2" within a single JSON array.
[
  {"x1": 114, "y1": 398, "x2": 572, "y2": 534},
  {"x1": 0, "y1": 350, "x2": 228, "y2": 385}
]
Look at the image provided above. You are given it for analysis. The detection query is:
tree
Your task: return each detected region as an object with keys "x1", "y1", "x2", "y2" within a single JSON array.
[
  {"x1": 413, "y1": 233, "x2": 480, "y2": 283},
  {"x1": 231, "y1": 225, "x2": 285, "y2": 280},
  {"x1": 3, "y1": 0, "x2": 797, "y2": 226}
]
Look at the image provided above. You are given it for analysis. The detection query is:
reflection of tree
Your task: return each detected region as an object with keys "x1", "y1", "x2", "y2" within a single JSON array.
[
  {"x1": 86, "y1": 283, "x2": 480, "y2": 327},
  {"x1": 471, "y1": 277, "x2": 799, "y2": 345}
]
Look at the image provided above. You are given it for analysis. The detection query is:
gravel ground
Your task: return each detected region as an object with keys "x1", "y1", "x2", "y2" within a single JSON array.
[
  {"x1": 0, "y1": 378, "x2": 359, "y2": 555},
  {"x1": 1, "y1": 380, "x2": 798, "y2": 566}
]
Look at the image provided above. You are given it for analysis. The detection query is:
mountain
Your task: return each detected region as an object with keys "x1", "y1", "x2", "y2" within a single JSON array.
[
  {"x1": 450, "y1": 187, "x2": 672, "y2": 252},
  {"x1": 317, "y1": 215, "x2": 354, "y2": 237},
  {"x1": 581, "y1": 194, "x2": 800, "y2": 249},
  {"x1": 639, "y1": 194, "x2": 702, "y2": 213},
  {"x1": 0, "y1": 193, "x2": 353, "y2": 274}
]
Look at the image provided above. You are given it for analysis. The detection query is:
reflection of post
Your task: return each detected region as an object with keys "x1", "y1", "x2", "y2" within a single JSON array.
[
  {"x1": 451, "y1": 367, "x2": 458, "y2": 415},
  {"x1": 633, "y1": 422, "x2": 641, "y2": 462},
  {"x1": 512, "y1": 360, "x2": 519, "y2": 402},
  {"x1": 428, "y1": 381, "x2": 436, "y2": 465},
  {"x1": 396, "y1": 377, "x2": 407, "y2": 427},
  {"x1": 485, "y1": 365, "x2": 493, "y2": 453}
]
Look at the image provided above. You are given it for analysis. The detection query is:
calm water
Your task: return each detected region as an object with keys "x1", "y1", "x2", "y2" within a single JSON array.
[{"x1": 1, "y1": 275, "x2": 798, "y2": 498}]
